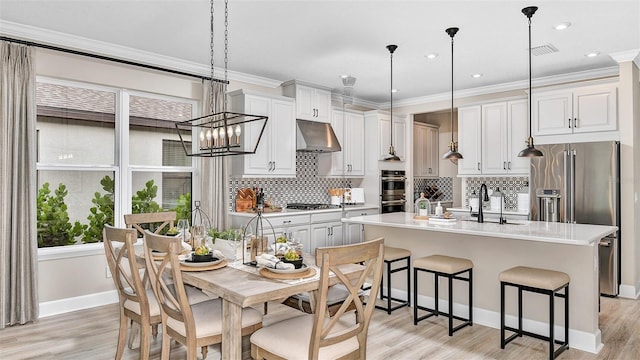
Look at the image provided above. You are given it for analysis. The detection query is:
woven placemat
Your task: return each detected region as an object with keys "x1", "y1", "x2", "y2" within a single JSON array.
[
  {"x1": 180, "y1": 259, "x2": 228, "y2": 272},
  {"x1": 259, "y1": 267, "x2": 316, "y2": 280}
]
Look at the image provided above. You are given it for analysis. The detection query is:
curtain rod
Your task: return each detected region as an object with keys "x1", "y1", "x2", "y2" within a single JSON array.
[{"x1": 0, "y1": 36, "x2": 228, "y2": 84}]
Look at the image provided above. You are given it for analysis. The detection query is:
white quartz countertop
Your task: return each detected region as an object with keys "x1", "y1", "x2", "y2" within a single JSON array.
[
  {"x1": 229, "y1": 204, "x2": 379, "y2": 218},
  {"x1": 341, "y1": 212, "x2": 617, "y2": 246}
]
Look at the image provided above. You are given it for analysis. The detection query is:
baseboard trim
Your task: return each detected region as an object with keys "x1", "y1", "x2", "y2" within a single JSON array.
[
  {"x1": 39, "y1": 290, "x2": 118, "y2": 318},
  {"x1": 383, "y1": 287, "x2": 602, "y2": 354},
  {"x1": 618, "y1": 284, "x2": 639, "y2": 299}
]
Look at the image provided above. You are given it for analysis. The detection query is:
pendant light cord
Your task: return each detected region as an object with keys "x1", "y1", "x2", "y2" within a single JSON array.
[
  {"x1": 209, "y1": 0, "x2": 215, "y2": 114},
  {"x1": 528, "y1": 15, "x2": 532, "y2": 139},
  {"x1": 390, "y1": 49, "x2": 393, "y2": 147},
  {"x1": 450, "y1": 33, "x2": 454, "y2": 144}
]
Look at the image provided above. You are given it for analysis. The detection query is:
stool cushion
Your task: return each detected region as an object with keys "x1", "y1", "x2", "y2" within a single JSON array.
[
  {"x1": 384, "y1": 246, "x2": 411, "y2": 261},
  {"x1": 413, "y1": 255, "x2": 473, "y2": 274},
  {"x1": 499, "y1": 266, "x2": 570, "y2": 291}
]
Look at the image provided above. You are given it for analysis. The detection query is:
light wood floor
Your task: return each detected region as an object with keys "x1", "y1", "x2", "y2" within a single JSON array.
[{"x1": 1, "y1": 296, "x2": 638, "y2": 359}]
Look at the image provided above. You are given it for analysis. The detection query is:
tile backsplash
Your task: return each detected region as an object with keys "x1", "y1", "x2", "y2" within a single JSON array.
[
  {"x1": 229, "y1": 153, "x2": 353, "y2": 210},
  {"x1": 413, "y1": 177, "x2": 453, "y2": 202},
  {"x1": 464, "y1": 176, "x2": 529, "y2": 211}
]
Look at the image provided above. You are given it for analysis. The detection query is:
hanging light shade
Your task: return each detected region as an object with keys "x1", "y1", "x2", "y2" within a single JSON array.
[
  {"x1": 175, "y1": 0, "x2": 267, "y2": 157},
  {"x1": 442, "y1": 27, "x2": 463, "y2": 163},
  {"x1": 384, "y1": 44, "x2": 401, "y2": 162},
  {"x1": 518, "y1": 6, "x2": 544, "y2": 158}
]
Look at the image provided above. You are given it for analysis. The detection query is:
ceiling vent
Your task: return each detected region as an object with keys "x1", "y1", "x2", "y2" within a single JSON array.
[{"x1": 531, "y1": 44, "x2": 558, "y2": 56}]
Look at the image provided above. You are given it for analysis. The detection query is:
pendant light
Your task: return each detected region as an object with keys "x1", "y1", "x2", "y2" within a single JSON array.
[
  {"x1": 442, "y1": 27, "x2": 463, "y2": 163},
  {"x1": 517, "y1": 6, "x2": 544, "y2": 158},
  {"x1": 384, "y1": 44, "x2": 401, "y2": 162},
  {"x1": 175, "y1": 0, "x2": 268, "y2": 157}
]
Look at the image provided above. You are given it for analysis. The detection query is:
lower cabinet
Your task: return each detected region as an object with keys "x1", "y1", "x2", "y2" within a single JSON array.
[
  {"x1": 343, "y1": 208, "x2": 379, "y2": 244},
  {"x1": 310, "y1": 222, "x2": 343, "y2": 254},
  {"x1": 274, "y1": 224, "x2": 311, "y2": 254}
]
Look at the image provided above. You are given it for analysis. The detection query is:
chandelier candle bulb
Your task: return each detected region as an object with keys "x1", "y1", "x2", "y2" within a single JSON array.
[{"x1": 235, "y1": 125, "x2": 241, "y2": 144}]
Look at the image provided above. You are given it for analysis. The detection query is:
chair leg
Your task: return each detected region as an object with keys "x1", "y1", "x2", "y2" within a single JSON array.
[
  {"x1": 160, "y1": 325, "x2": 171, "y2": 360},
  {"x1": 549, "y1": 290, "x2": 555, "y2": 360},
  {"x1": 115, "y1": 312, "x2": 127, "y2": 360},
  {"x1": 468, "y1": 269, "x2": 473, "y2": 325},
  {"x1": 139, "y1": 320, "x2": 150, "y2": 360},
  {"x1": 434, "y1": 273, "x2": 439, "y2": 316},
  {"x1": 565, "y1": 286, "x2": 570, "y2": 348},
  {"x1": 448, "y1": 274, "x2": 453, "y2": 336},
  {"x1": 201, "y1": 345, "x2": 208, "y2": 359},
  {"x1": 413, "y1": 268, "x2": 419, "y2": 325},
  {"x1": 500, "y1": 282, "x2": 506, "y2": 349}
]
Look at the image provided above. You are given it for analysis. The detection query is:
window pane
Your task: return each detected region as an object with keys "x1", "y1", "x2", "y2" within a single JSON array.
[
  {"x1": 131, "y1": 171, "x2": 192, "y2": 216},
  {"x1": 37, "y1": 170, "x2": 115, "y2": 247},
  {"x1": 36, "y1": 82, "x2": 115, "y2": 165},
  {"x1": 129, "y1": 95, "x2": 193, "y2": 166}
]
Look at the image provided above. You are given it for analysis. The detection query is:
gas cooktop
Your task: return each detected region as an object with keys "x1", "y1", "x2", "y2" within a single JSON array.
[{"x1": 286, "y1": 203, "x2": 341, "y2": 210}]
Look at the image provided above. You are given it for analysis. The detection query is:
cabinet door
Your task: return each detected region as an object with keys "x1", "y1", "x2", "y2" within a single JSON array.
[
  {"x1": 457, "y1": 105, "x2": 482, "y2": 175},
  {"x1": 310, "y1": 224, "x2": 330, "y2": 256},
  {"x1": 329, "y1": 222, "x2": 343, "y2": 246},
  {"x1": 573, "y1": 85, "x2": 617, "y2": 133},
  {"x1": 346, "y1": 112, "x2": 365, "y2": 176},
  {"x1": 413, "y1": 124, "x2": 429, "y2": 176},
  {"x1": 481, "y1": 102, "x2": 508, "y2": 174},
  {"x1": 532, "y1": 90, "x2": 573, "y2": 136},
  {"x1": 243, "y1": 95, "x2": 272, "y2": 174},
  {"x1": 295, "y1": 85, "x2": 316, "y2": 121},
  {"x1": 323, "y1": 110, "x2": 345, "y2": 176},
  {"x1": 426, "y1": 126, "x2": 439, "y2": 177},
  {"x1": 378, "y1": 115, "x2": 405, "y2": 161},
  {"x1": 269, "y1": 99, "x2": 296, "y2": 175},
  {"x1": 393, "y1": 119, "x2": 406, "y2": 161},
  {"x1": 314, "y1": 89, "x2": 332, "y2": 123},
  {"x1": 344, "y1": 222, "x2": 363, "y2": 245},
  {"x1": 506, "y1": 100, "x2": 530, "y2": 174}
]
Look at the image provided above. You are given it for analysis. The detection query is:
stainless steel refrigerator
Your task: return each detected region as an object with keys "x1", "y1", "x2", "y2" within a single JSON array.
[{"x1": 530, "y1": 141, "x2": 620, "y2": 296}]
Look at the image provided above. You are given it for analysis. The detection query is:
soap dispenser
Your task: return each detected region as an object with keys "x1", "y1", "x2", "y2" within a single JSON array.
[{"x1": 435, "y1": 201, "x2": 443, "y2": 216}]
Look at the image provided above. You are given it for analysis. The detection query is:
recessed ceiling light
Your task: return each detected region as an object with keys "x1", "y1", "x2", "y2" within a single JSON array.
[
  {"x1": 585, "y1": 52, "x2": 600, "y2": 58},
  {"x1": 471, "y1": 73, "x2": 483, "y2": 78},
  {"x1": 425, "y1": 53, "x2": 438, "y2": 59},
  {"x1": 554, "y1": 22, "x2": 571, "y2": 30},
  {"x1": 391, "y1": 89, "x2": 398, "y2": 93}
]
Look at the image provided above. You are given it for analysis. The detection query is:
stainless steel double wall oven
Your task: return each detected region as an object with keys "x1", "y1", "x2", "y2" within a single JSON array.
[{"x1": 380, "y1": 170, "x2": 406, "y2": 213}]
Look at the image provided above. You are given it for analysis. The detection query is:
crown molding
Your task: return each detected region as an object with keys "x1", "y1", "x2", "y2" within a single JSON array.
[
  {"x1": 0, "y1": 20, "x2": 282, "y2": 88},
  {"x1": 609, "y1": 49, "x2": 640, "y2": 69},
  {"x1": 386, "y1": 66, "x2": 620, "y2": 108}
]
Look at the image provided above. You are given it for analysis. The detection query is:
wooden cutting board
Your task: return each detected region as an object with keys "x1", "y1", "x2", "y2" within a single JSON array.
[{"x1": 236, "y1": 188, "x2": 256, "y2": 212}]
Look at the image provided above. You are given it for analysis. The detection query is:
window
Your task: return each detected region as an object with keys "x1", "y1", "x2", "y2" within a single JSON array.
[{"x1": 36, "y1": 79, "x2": 197, "y2": 247}]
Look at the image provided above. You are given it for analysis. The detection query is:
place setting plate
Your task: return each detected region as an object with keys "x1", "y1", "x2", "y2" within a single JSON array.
[
  {"x1": 180, "y1": 256, "x2": 227, "y2": 272},
  {"x1": 264, "y1": 263, "x2": 309, "y2": 274},
  {"x1": 259, "y1": 264, "x2": 316, "y2": 280}
]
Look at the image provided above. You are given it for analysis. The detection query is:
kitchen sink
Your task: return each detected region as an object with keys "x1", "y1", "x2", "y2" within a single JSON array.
[{"x1": 462, "y1": 219, "x2": 526, "y2": 225}]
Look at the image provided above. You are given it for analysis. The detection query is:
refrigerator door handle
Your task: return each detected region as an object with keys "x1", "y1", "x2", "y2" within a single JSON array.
[
  {"x1": 570, "y1": 149, "x2": 577, "y2": 223},
  {"x1": 563, "y1": 150, "x2": 570, "y2": 223}
]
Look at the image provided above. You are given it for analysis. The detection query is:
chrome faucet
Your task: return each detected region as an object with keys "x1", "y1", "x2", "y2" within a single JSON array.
[{"x1": 477, "y1": 184, "x2": 490, "y2": 223}]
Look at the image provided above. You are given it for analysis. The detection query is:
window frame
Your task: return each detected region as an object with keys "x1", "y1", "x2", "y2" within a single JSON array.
[{"x1": 36, "y1": 76, "x2": 200, "y2": 260}]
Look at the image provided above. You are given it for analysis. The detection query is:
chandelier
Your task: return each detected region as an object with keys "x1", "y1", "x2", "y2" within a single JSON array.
[{"x1": 175, "y1": 0, "x2": 267, "y2": 157}]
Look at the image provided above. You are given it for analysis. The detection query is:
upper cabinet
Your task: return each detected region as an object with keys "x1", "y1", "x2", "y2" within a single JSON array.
[
  {"x1": 372, "y1": 112, "x2": 406, "y2": 162},
  {"x1": 457, "y1": 105, "x2": 482, "y2": 175},
  {"x1": 532, "y1": 84, "x2": 617, "y2": 136},
  {"x1": 229, "y1": 90, "x2": 296, "y2": 177},
  {"x1": 413, "y1": 123, "x2": 439, "y2": 177},
  {"x1": 458, "y1": 100, "x2": 529, "y2": 176},
  {"x1": 282, "y1": 81, "x2": 332, "y2": 123},
  {"x1": 318, "y1": 109, "x2": 365, "y2": 177}
]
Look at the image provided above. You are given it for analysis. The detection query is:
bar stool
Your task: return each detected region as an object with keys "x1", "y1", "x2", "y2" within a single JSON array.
[
  {"x1": 499, "y1": 266, "x2": 570, "y2": 360},
  {"x1": 368, "y1": 246, "x2": 411, "y2": 314},
  {"x1": 413, "y1": 255, "x2": 473, "y2": 336}
]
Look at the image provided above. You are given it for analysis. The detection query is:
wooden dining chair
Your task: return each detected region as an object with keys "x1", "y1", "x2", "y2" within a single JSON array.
[
  {"x1": 143, "y1": 230, "x2": 263, "y2": 360},
  {"x1": 250, "y1": 238, "x2": 385, "y2": 360},
  {"x1": 103, "y1": 225, "x2": 160, "y2": 360},
  {"x1": 124, "y1": 211, "x2": 177, "y2": 237}
]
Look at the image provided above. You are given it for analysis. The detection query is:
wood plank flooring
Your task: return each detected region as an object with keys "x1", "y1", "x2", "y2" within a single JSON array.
[{"x1": 1, "y1": 296, "x2": 638, "y2": 359}]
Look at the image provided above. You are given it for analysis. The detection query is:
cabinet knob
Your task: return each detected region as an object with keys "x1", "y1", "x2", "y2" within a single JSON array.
[{"x1": 568, "y1": 118, "x2": 572, "y2": 128}]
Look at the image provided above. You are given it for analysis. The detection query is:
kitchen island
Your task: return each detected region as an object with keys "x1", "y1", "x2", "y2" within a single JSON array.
[{"x1": 342, "y1": 212, "x2": 617, "y2": 354}]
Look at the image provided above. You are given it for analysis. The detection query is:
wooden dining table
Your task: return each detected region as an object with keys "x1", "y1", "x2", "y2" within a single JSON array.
[{"x1": 180, "y1": 261, "x2": 364, "y2": 360}]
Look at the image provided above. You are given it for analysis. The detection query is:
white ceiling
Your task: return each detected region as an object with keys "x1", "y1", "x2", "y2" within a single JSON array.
[{"x1": 1, "y1": 0, "x2": 639, "y2": 105}]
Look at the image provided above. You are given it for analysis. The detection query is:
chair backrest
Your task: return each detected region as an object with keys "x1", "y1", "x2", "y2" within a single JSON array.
[
  {"x1": 103, "y1": 225, "x2": 151, "y2": 316},
  {"x1": 124, "y1": 211, "x2": 176, "y2": 238},
  {"x1": 142, "y1": 230, "x2": 195, "y2": 335},
  {"x1": 310, "y1": 238, "x2": 385, "y2": 360}
]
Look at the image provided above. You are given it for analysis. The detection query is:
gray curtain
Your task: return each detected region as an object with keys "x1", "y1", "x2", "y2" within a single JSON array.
[
  {"x1": 199, "y1": 81, "x2": 229, "y2": 230},
  {"x1": 0, "y1": 41, "x2": 39, "y2": 328}
]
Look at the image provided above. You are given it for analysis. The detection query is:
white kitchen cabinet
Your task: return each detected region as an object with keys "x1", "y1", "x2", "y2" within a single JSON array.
[
  {"x1": 376, "y1": 113, "x2": 406, "y2": 161},
  {"x1": 311, "y1": 222, "x2": 343, "y2": 252},
  {"x1": 413, "y1": 123, "x2": 439, "y2": 177},
  {"x1": 481, "y1": 100, "x2": 529, "y2": 175},
  {"x1": 229, "y1": 90, "x2": 296, "y2": 177},
  {"x1": 457, "y1": 105, "x2": 482, "y2": 175},
  {"x1": 282, "y1": 81, "x2": 332, "y2": 123},
  {"x1": 343, "y1": 208, "x2": 379, "y2": 244},
  {"x1": 459, "y1": 100, "x2": 528, "y2": 176},
  {"x1": 274, "y1": 224, "x2": 311, "y2": 256},
  {"x1": 318, "y1": 109, "x2": 365, "y2": 176},
  {"x1": 532, "y1": 84, "x2": 617, "y2": 136}
]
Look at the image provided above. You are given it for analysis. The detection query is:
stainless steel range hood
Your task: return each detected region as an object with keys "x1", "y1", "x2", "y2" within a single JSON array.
[{"x1": 296, "y1": 119, "x2": 342, "y2": 152}]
